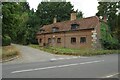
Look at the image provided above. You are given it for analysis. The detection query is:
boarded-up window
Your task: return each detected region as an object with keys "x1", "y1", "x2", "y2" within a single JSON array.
[
  {"x1": 71, "y1": 37, "x2": 76, "y2": 43},
  {"x1": 80, "y1": 37, "x2": 86, "y2": 43},
  {"x1": 57, "y1": 38, "x2": 61, "y2": 43}
]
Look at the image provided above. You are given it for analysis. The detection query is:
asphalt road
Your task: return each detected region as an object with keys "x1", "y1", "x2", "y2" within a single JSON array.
[
  {"x1": 2, "y1": 54, "x2": 119, "y2": 78},
  {"x1": 4, "y1": 44, "x2": 74, "y2": 64}
]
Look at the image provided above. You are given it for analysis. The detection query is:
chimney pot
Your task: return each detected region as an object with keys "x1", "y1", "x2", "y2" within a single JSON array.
[{"x1": 103, "y1": 15, "x2": 107, "y2": 22}]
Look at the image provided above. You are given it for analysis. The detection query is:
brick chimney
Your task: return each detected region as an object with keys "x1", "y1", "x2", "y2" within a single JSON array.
[
  {"x1": 70, "y1": 11, "x2": 77, "y2": 21},
  {"x1": 53, "y1": 17, "x2": 57, "y2": 23},
  {"x1": 103, "y1": 15, "x2": 107, "y2": 23}
]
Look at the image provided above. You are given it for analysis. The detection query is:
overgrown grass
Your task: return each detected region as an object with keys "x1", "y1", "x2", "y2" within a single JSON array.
[
  {"x1": 1, "y1": 45, "x2": 20, "y2": 60},
  {"x1": 29, "y1": 44, "x2": 120, "y2": 56}
]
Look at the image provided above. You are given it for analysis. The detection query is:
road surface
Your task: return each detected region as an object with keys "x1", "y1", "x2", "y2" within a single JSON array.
[
  {"x1": 2, "y1": 54, "x2": 119, "y2": 78},
  {"x1": 4, "y1": 44, "x2": 74, "y2": 64}
]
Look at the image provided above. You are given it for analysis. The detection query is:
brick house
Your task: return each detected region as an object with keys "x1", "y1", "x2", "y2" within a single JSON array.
[{"x1": 36, "y1": 12, "x2": 102, "y2": 49}]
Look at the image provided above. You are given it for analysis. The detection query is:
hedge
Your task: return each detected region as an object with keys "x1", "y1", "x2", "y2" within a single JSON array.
[{"x1": 2, "y1": 35, "x2": 11, "y2": 46}]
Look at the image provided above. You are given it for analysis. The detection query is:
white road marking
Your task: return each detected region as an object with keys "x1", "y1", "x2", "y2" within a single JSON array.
[
  {"x1": 66, "y1": 57, "x2": 71, "y2": 59},
  {"x1": 49, "y1": 56, "x2": 88, "y2": 61},
  {"x1": 105, "y1": 73, "x2": 119, "y2": 78},
  {"x1": 11, "y1": 60, "x2": 104, "y2": 74},
  {"x1": 58, "y1": 58, "x2": 64, "y2": 60},
  {"x1": 72, "y1": 56, "x2": 78, "y2": 59}
]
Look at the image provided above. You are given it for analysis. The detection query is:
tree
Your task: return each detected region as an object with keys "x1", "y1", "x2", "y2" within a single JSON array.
[
  {"x1": 76, "y1": 10, "x2": 83, "y2": 19},
  {"x1": 2, "y1": 2, "x2": 30, "y2": 44},
  {"x1": 96, "y1": 2, "x2": 120, "y2": 49},
  {"x1": 36, "y1": 2, "x2": 74, "y2": 26},
  {"x1": 96, "y1": 2, "x2": 119, "y2": 32}
]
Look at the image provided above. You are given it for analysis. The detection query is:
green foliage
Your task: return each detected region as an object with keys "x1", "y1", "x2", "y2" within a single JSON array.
[
  {"x1": 2, "y1": 35, "x2": 11, "y2": 46},
  {"x1": 76, "y1": 10, "x2": 83, "y2": 19},
  {"x1": 2, "y1": 2, "x2": 83, "y2": 45},
  {"x1": 36, "y1": 2, "x2": 83, "y2": 26},
  {"x1": 29, "y1": 44, "x2": 120, "y2": 56},
  {"x1": 100, "y1": 22, "x2": 119, "y2": 49},
  {"x1": 96, "y1": 2, "x2": 120, "y2": 49},
  {"x1": 114, "y1": 13, "x2": 120, "y2": 43},
  {"x1": 96, "y1": 2, "x2": 119, "y2": 32}
]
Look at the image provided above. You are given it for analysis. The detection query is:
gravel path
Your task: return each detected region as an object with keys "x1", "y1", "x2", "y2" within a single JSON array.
[{"x1": 3, "y1": 44, "x2": 73, "y2": 64}]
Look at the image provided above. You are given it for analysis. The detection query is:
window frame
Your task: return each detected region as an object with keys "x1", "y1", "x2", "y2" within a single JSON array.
[
  {"x1": 71, "y1": 24, "x2": 79, "y2": 30},
  {"x1": 48, "y1": 38, "x2": 51, "y2": 43},
  {"x1": 71, "y1": 37, "x2": 76, "y2": 44},
  {"x1": 39, "y1": 38, "x2": 42, "y2": 43},
  {"x1": 80, "y1": 37, "x2": 86, "y2": 43},
  {"x1": 57, "y1": 38, "x2": 61, "y2": 43}
]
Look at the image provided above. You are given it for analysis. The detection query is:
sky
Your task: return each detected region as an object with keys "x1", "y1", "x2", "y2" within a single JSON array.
[{"x1": 27, "y1": 0, "x2": 99, "y2": 17}]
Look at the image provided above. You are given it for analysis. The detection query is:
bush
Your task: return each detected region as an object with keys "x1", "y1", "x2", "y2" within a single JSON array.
[
  {"x1": 2, "y1": 35, "x2": 11, "y2": 46},
  {"x1": 100, "y1": 39, "x2": 120, "y2": 50}
]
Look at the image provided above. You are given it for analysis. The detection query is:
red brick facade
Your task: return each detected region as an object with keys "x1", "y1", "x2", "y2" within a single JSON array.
[{"x1": 36, "y1": 13, "x2": 101, "y2": 49}]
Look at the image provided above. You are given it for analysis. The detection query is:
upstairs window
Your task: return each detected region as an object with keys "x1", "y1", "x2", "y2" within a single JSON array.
[
  {"x1": 52, "y1": 27, "x2": 59, "y2": 32},
  {"x1": 71, "y1": 37, "x2": 76, "y2": 43},
  {"x1": 80, "y1": 37, "x2": 86, "y2": 43},
  {"x1": 71, "y1": 24, "x2": 79, "y2": 30}
]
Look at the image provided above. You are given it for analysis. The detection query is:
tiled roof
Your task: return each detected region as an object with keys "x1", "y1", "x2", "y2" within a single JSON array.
[{"x1": 37, "y1": 16, "x2": 99, "y2": 34}]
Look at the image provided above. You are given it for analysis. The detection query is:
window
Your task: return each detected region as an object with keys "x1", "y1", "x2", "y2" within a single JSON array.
[
  {"x1": 57, "y1": 38, "x2": 61, "y2": 43},
  {"x1": 52, "y1": 27, "x2": 59, "y2": 32},
  {"x1": 71, "y1": 37, "x2": 76, "y2": 43},
  {"x1": 39, "y1": 39, "x2": 42, "y2": 43},
  {"x1": 71, "y1": 24, "x2": 79, "y2": 30},
  {"x1": 80, "y1": 37, "x2": 86, "y2": 43},
  {"x1": 48, "y1": 38, "x2": 51, "y2": 43}
]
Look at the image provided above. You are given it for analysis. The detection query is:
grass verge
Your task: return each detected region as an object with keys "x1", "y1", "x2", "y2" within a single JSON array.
[
  {"x1": 29, "y1": 44, "x2": 120, "y2": 56},
  {"x1": 0, "y1": 45, "x2": 20, "y2": 61}
]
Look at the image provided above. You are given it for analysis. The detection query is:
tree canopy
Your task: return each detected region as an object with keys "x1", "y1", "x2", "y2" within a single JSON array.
[
  {"x1": 96, "y1": 2, "x2": 120, "y2": 49},
  {"x1": 2, "y1": 2, "x2": 83, "y2": 45}
]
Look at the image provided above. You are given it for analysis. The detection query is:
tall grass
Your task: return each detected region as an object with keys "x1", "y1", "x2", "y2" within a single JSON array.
[{"x1": 1, "y1": 45, "x2": 20, "y2": 60}]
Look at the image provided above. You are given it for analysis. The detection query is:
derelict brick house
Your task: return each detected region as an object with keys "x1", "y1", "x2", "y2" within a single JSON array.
[{"x1": 36, "y1": 12, "x2": 101, "y2": 49}]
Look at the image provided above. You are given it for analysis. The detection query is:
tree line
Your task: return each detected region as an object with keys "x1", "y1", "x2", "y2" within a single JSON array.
[
  {"x1": 2, "y1": 2, "x2": 83, "y2": 46},
  {"x1": 96, "y1": 2, "x2": 120, "y2": 49},
  {"x1": 2, "y1": 1, "x2": 120, "y2": 49}
]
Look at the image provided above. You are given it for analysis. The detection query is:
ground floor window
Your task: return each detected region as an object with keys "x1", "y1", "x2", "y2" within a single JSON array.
[
  {"x1": 71, "y1": 37, "x2": 76, "y2": 43},
  {"x1": 48, "y1": 38, "x2": 51, "y2": 43},
  {"x1": 39, "y1": 38, "x2": 42, "y2": 43},
  {"x1": 57, "y1": 38, "x2": 61, "y2": 43},
  {"x1": 80, "y1": 37, "x2": 86, "y2": 43}
]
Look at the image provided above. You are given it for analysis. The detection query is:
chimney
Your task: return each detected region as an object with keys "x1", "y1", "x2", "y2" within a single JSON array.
[
  {"x1": 53, "y1": 17, "x2": 57, "y2": 23},
  {"x1": 103, "y1": 15, "x2": 107, "y2": 23},
  {"x1": 70, "y1": 11, "x2": 77, "y2": 21}
]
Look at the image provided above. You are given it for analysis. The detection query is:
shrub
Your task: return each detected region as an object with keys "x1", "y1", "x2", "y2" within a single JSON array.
[{"x1": 2, "y1": 35, "x2": 11, "y2": 46}]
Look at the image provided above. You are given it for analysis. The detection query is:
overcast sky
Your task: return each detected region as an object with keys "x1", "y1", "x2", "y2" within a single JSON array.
[{"x1": 27, "y1": 0, "x2": 99, "y2": 17}]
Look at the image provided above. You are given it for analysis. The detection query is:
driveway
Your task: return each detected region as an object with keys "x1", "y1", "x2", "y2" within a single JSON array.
[{"x1": 4, "y1": 44, "x2": 74, "y2": 64}]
